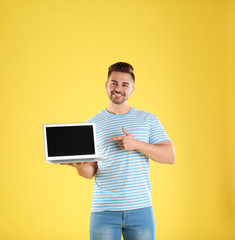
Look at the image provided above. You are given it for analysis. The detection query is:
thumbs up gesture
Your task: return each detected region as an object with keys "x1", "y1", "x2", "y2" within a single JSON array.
[{"x1": 109, "y1": 127, "x2": 139, "y2": 151}]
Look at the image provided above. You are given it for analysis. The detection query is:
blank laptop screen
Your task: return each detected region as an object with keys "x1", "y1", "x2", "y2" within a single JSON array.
[{"x1": 46, "y1": 125, "x2": 95, "y2": 157}]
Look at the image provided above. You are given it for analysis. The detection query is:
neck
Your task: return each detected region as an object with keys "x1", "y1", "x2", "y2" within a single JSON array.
[{"x1": 106, "y1": 101, "x2": 132, "y2": 115}]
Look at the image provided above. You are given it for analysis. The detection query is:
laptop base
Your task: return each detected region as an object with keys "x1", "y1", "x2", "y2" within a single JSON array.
[{"x1": 46, "y1": 158, "x2": 105, "y2": 164}]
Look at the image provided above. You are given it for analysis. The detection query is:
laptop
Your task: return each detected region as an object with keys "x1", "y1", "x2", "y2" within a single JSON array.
[{"x1": 43, "y1": 122, "x2": 105, "y2": 164}]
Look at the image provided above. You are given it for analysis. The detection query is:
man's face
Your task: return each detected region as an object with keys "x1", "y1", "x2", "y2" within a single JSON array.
[{"x1": 105, "y1": 71, "x2": 135, "y2": 105}]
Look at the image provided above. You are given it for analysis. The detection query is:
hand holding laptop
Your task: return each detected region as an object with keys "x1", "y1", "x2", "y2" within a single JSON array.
[
  {"x1": 60, "y1": 162, "x2": 84, "y2": 167},
  {"x1": 60, "y1": 162, "x2": 98, "y2": 179},
  {"x1": 60, "y1": 162, "x2": 90, "y2": 168}
]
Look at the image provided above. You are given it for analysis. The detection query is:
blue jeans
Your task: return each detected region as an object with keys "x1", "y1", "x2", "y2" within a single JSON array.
[{"x1": 90, "y1": 206, "x2": 155, "y2": 240}]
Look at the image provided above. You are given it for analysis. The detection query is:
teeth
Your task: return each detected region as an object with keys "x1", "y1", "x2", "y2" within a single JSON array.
[{"x1": 113, "y1": 92, "x2": 122, "y2": 97}]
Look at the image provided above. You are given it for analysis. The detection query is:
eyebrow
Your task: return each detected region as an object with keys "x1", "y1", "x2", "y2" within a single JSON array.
[{"x1": 110, "y1": 80, "x2": 130, "y2": 85}]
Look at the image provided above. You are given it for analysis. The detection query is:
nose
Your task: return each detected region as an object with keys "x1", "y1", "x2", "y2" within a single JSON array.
[{"x1": 115, "y1": 84, "x2": 121, "y2": 92}]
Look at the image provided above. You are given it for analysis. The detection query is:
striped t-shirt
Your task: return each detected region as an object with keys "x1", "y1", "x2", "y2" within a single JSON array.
[{"x1": 86, "y1": 107, "x2": 170, "y2": 212}]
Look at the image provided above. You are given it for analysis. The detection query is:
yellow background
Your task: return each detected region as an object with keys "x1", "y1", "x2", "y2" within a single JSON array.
[{"x1": 0, "y1": 0, "x2": 234, "y2": 239}]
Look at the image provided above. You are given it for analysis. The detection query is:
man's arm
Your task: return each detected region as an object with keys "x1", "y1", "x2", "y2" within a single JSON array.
[
  {"x1": 109, "y1": 127, "x2": 176, "y2": 164},
  {"x1": 60, "y1": 162, "x2": 98, "y2": 179},
  {"x1": 135, "y1": 139, "x2": 176, "y2": 164}
]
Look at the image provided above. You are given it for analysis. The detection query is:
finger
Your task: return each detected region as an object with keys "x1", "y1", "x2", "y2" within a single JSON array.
[
  {"x1": 119, "y1": 143, "x2": 126, "y2": 150},
  {"x1": 122, "y1": 127, "x2": 131, "y2": 135},
  {"x1": 109, "y1": 136, "x2": 123, "y2": 141},
  {"x1": 60, "y1": 163, "x2": 77, "y2": 167}
]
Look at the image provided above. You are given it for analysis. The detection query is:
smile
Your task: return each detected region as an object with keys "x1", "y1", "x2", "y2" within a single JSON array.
[{"x1": 112, "y1": 92, "x2": 123, "y2": 97}]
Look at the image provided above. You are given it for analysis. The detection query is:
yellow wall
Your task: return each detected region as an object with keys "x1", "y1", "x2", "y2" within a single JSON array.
[{"x1": 0, "y1": 0, "x2": 234, "y2": 239}]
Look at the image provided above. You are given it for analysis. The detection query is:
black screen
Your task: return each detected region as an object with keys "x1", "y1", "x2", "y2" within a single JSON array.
[{"x1": 46, "y1": 125, "x2": 95, "y2": 157}]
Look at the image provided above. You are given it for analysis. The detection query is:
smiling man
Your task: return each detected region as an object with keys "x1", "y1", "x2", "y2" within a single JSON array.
[
  {"x1": 106, "y1": 71, "x2": 134, "y2": 106},
  {"x1": 62, "y1": 62, "x2": 176, "y2": 240}
]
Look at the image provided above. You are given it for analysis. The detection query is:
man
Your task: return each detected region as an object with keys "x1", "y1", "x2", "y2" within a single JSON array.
[{"x1": 61, "y1": 62, "x2": 176, "y2": 240}]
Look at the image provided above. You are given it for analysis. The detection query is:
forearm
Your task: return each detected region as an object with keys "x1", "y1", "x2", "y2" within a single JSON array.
[{"x1": 135, "y1": 140, "x2": 176, "y2": 164}]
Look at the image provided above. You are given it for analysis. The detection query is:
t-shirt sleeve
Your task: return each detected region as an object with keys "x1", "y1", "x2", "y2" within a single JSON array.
[{"x1": 148, "y1": 113, "x2": 170, "y2": 145}]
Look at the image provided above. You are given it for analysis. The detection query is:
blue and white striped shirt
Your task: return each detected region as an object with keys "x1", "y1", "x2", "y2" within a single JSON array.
[{"x1": 86, "y1": 107, "x2": 170, "y2": 212}]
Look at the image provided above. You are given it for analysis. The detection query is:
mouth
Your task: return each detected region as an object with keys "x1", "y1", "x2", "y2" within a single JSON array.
[{"x1": 112, "y1": 92, "x2": 123, "y2": 97}]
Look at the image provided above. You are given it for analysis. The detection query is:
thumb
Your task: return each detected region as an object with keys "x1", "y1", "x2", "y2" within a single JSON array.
[{"x1": 122, "y1": 127, "x2": 131, "y2": 136}]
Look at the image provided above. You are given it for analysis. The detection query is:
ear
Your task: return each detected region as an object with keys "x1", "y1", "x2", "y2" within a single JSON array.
[
  {"x1": 105, "y1": 81, "x2": 108, "y2": 88},
  {"x1": 130, "y1": 86, "x2": 135, "y2": 95}
]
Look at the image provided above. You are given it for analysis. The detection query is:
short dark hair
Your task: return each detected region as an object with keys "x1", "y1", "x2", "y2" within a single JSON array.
[{"x1": 108, "y1": 62, "x2": 135, "y2": 82}]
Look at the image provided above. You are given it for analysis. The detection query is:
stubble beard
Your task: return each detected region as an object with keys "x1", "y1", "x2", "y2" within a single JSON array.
[{"x1": 108, "y1": 91, "x2": 130, "y2": 105}]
